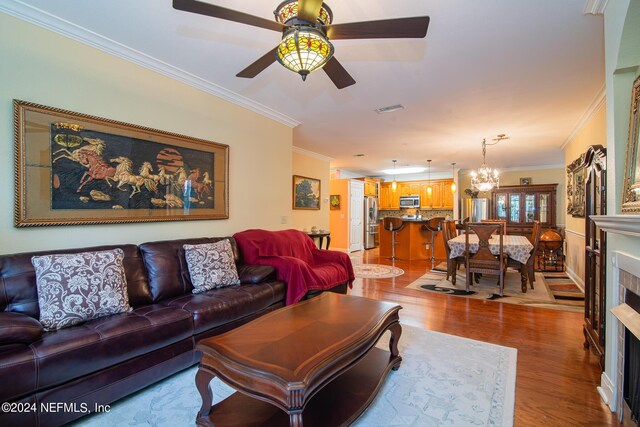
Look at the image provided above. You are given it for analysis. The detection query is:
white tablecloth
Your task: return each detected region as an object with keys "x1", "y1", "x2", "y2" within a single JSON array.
[{"x1": 448, "y1": 234, "x2": 533, "y2": 264}]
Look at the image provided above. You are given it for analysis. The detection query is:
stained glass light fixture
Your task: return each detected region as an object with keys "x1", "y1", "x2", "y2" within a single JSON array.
[
  {"x1": 450, "y1": 162, "x2": 457, "y2": 193},
  {"x1": 275, "y1": 1, "x2": 333, "y2": 25},
  {"x1": 391, "y1": 160, "x2": 397, "y2": 192},
  {"x1": 471, "y1": 134, "x2": 508, "y2": 192},
  {"x1": 275, "y1": 1, "x2": 335, "y2": 81}
]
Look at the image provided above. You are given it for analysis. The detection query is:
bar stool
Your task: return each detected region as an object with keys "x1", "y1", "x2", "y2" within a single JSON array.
[
  {"x1": 423, "y1": 217, "x2": 445, "y2": 270},
  {"x1": 383, "y1": 217, "x2": 404, "y2": 260}
]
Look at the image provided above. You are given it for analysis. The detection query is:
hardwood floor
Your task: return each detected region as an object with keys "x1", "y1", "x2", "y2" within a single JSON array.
[{"x1": 349, "y1": 249, "x2": 619, "y2": 426}]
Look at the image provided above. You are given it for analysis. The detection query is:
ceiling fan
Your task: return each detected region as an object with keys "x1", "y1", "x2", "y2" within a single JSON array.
[{"x1": 173, "y1": 0, "x2": 430, "y2": 89}]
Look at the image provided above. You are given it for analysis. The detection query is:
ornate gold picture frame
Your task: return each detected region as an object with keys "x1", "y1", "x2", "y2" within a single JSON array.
[
  {"x1": 14, "y1": 100, "x2": 229, "y2": 227},
  {"x1": 622, "y1": 75, "x2": 640, "y2": 213},
  {"x1": 567, "y1": 153, "x2": 586, "y2": 218}
]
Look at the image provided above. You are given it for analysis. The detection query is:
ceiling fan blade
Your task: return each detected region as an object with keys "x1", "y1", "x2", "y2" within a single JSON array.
[
  {"x1": 325, "y1": 16, "x2": 430, "y2": 40},
  {"x1": 236, "y1": 46, "x2": 279, "y2": 78},
  {"x1": 297, "y1": 0, "x2": 324, "y2": 23},
  {"x1": 323, "y1": 57, "x2": 356, "y2": 89},
  {"x1": 173, "y1": 0, "x2": 286, "y2": 32}
]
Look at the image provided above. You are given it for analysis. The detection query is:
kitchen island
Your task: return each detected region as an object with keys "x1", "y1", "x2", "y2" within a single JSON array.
[{"x1": 378, "y1": 218, "x2": 447, "y2": 262}]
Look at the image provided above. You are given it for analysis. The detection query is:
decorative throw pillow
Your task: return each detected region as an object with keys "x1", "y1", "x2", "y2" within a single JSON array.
[
  {"x1": 184, "y1": 240, "x2": 240, "y2": 294},
  {"x1": 31, "y1": 249, "x2": 131, "y2": 331}
]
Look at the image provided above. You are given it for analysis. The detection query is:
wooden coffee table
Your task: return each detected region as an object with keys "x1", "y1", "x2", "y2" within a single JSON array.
[{"x1": 195, "y1": 292, "x2": 402, "y2": 426}]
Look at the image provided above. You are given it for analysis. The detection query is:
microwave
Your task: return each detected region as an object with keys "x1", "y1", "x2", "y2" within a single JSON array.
[{"x1": 399, "y1": 195, "x2": 420, "y2": 209}]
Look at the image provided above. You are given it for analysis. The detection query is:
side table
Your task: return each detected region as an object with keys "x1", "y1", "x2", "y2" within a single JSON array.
[{"x1": 306, "y1": 232, "x2": 331, "y2": 249}]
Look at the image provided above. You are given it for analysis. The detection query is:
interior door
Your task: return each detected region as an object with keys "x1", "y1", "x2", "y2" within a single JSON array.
[{"x1": 349, "y1": 180, "x2": 365, "y2": 252}]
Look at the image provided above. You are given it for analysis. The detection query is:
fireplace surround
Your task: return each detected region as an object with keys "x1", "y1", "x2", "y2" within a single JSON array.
[
  {"x1": 614, "y1": 266, "x2": 640, "y2": 424},
  {"x1": 591, "y1": 214, "x2": 640, "y2": 424}
]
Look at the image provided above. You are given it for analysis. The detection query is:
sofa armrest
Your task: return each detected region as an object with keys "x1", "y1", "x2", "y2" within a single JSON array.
[
  {"x1": 237, "y1": 264, "x2": 276, "y2": 284},
  {"x1": 0, "y1": 312, "x2": 44, "y2": 345}
]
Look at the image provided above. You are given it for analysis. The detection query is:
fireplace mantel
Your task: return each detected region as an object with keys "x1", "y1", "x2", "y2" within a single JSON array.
[{"x1": 591, "y1": 215, "x2": 640, "y2": 237}]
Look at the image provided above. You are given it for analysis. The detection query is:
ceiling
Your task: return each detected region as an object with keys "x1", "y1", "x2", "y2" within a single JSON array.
[{"x1": 2, "y1": 0, "x2": 604, "y2": 177}]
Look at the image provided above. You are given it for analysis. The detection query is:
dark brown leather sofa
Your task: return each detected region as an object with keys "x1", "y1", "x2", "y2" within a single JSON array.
[{"x1": 0, "y1": 237, "x2": 286, "y2": 426}]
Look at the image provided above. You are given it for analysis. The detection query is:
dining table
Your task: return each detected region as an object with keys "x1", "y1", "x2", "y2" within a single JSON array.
[{"x1": 447, "y1": 234, "x2": 534, "y2": 292}]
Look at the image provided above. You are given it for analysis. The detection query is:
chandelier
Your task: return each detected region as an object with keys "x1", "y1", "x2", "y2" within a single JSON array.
[
  {"x1": 275, "y1": 1, "x2": 335, "y2": 81},
  {"x1": 471, "y1": 135, "x2": 508, "y2": 192}
]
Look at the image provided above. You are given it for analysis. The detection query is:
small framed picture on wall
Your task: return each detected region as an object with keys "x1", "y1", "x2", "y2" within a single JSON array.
[
  {"x1": 520, "y1": 177, "x2": 532, "y2": 185},
  {"x1": 330, "y1": 195, "x2": 340, "y2": 210}
]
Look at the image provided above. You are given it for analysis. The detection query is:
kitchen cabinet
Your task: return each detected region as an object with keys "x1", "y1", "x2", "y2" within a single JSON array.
[
  {"x1": 380, "y1": 179, "x2": 454, "y2": 210},
  {"x1": 359, "y1": 178, "x2": 379, "y2": 197},
  {"x1": 442, "y1": 180, "x2": 455, "y2": 208},
  {"x1": 421, "y1": 180, "x2": 453, "y2": 209},
  {"x1": 379, "y1": 183, "x2": 399, "y2": 209},
  {"x1": 490, "y1": 184, "x2": 557, "y2": 236},
  {"x1": 364, "y1": 181, "x2": 377, "y2": 197}
]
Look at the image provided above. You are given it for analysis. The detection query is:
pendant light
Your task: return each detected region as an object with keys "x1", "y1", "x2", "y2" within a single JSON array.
[
  {"x1": 471, "y1": 134, "x2": 508, "y2": 192},
  {"x1": 426, "y1": 160, "x2": 432, "y2": 196},
  {"x1": 450, "y1": 162, "x2": 457, "y2": 193},
  {"x1": 391, "y1": 160, "x2": 397, "y2": 192}
]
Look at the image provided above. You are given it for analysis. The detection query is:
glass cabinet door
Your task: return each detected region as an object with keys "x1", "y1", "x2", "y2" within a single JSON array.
[
  {"x1": 524, "y1": 194, "x2": 535, "y2": 223},
  {"x1": 496, "y1": 194, "x2": 507, "y2": 220},
  {"x1": 539, "y1": 193, "x2": 550, "y2": 224},
  {"x1": 509, "y1": 194, "x2": 521, "y2": 223}
]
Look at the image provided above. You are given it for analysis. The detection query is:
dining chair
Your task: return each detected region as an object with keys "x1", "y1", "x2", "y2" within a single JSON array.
[
  {"x1": 465, "y1": 222, "x2": 508, "y2": 295},
  {"x1": 481, "y1": 219, "x2": 507, "y2": 235},
  {"x1": 527, "y1": 221, "x2": 542, "y2": 287},
  {"x1": 507, "y1": 220, "x2": 541, "y2": 290},
  {"x1": 442, "y1": 220, "x2": 465, "y2": 285}
]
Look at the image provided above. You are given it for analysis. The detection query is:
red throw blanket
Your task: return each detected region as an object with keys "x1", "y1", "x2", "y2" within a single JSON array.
[{"x1": 233, "y1": 229, "x2": 355, "y2": 305}]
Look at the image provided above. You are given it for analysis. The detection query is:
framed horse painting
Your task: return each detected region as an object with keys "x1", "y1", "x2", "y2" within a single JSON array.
[{"x1": 13, "y1": 100, "x2": 229, "y2": 227}]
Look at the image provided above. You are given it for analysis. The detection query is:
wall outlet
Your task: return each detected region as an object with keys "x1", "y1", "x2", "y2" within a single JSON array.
[{"x1": 281, "y1": 216, "x2": 288, "y2": 224}]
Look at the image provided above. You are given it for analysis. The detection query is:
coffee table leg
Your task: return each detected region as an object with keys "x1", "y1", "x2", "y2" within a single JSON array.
[
  {"x1": 195, "y1": 367, "x2": 215, "y2": 426},
  {"x1": 388, "y1": 322, "x2": 403, "y2": 371}
]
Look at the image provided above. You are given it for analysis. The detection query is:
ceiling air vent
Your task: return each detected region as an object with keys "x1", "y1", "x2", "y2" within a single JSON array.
[{"x1": 374, "y1": 104, "x2": 405, "y2": 114}]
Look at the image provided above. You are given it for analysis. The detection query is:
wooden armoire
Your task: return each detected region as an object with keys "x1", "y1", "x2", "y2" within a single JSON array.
[{"x1": 582, "y1": 145, "x2": 607, "y2": 370}]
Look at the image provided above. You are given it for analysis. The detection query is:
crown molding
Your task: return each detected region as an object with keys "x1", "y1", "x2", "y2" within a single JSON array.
[
  {"x1": 584, "y1": 0, "x2": 609, "y2": 15},
  {"x1": 561, "y1": 84, "x2": 606, "y2": 149},
  {"x1": 293, "y1": 146, "x2": 333, "y2": 162},
  {"x1": 459, "y1": 163, "x2": 565, "y2": 175},
  {"x1": 0, "y1": 1, "x2": 301, "y2": 128}
]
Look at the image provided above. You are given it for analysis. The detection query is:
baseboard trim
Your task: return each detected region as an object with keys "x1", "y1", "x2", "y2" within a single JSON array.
[
  {"x1": 599, "y1": 371, "x2": 616, "y2": 411},
  {"x1": 565, "y1": 266, "x2": 585, "y2": 292}
]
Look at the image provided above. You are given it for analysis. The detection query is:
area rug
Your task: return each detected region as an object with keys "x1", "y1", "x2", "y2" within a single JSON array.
[
  {"x1": 353, "y1": 263, "x2": 404, "y2": 279},
  {"x1": 543, "y1": 272, "x2": 585, "y2": 302},
  {"x1": 75, "y1": 325, "x2": 516, "y2": 427},
  {"x1": 406, "y1": 268, "x2": 583, "y2": 312}
]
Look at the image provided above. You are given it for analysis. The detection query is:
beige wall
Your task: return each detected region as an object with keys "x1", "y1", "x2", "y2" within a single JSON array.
[
  {"x1": 0, "y1": 13, "x2": 293, "y2": 254},
  {"x1": 564, "y1": 103, "x2": 607, "y2": 233},
  {"x1": 562, "y1": 101, "x2": 606, "y2": 288},
  {"x1": 459, "y1": 167, "x2": 566, "y2": 226},
  {"x1": 291, "y1": 150, "x2": 330, "y2": 231}
]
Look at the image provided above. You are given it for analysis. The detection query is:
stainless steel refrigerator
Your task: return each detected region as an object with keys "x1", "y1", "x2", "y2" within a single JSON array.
[
  {"x1": 462, "y1": 198, "x2": 490, "y2": 222},
  {"x1": 364, "y1": 196, "x2": 379, "y2": 249}
]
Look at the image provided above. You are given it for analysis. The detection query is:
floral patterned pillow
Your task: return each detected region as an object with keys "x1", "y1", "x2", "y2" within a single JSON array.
[
  {"x1": 31, "y1": 249, "x2": 131, "y2": 331},
  {"x1": 183, "y1": 240, "x2": 240, "y2": 294}
]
